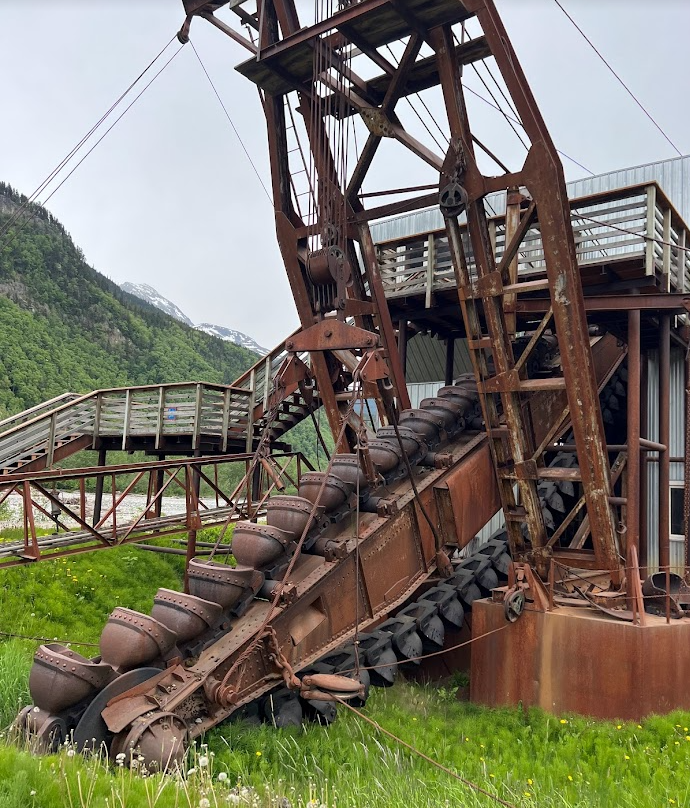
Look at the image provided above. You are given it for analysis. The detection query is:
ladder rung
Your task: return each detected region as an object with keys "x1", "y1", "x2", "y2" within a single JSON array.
[
  {"x1": 503, "y1": 278, "x2": 550, "y2": 294},
  {"x1": 519, "y1": 377, "x2": 566, "y2": 391}
]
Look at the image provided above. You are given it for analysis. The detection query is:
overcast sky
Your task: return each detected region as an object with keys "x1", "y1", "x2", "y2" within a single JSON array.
[{"x1": 1, "y1": 1, "x2": 688, "y2": 349}]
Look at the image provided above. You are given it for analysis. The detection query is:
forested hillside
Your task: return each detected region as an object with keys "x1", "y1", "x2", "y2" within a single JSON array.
[{"x1": 0, "y1": 182, "x2": 258, "y2": 417}]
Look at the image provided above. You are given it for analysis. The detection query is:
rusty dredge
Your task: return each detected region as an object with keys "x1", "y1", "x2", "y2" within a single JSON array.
[{"x1": 12, "y1": 0, "x2": 690, "y2": 771}]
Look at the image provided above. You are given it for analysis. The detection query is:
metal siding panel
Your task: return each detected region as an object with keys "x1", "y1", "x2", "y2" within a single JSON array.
[{"x1": 407, "y1": 382, "x2": 441, "y2": 409}]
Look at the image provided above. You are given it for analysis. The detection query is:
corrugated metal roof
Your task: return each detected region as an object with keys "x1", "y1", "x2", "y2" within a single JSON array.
[
  {"x1": 405, "y1": 333, "x2": 473, "y2": 384},
  {"x1": 372, "y1": 154, "x2": 690, "y2": 243}
]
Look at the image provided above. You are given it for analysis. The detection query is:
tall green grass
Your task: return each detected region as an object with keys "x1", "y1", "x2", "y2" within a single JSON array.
[
  {"x1": 1, "y1": 544, "x2": 690, "y2": 807},
  {"x1": 2, "y1": 686, "x2": 690, "y2": 807}
]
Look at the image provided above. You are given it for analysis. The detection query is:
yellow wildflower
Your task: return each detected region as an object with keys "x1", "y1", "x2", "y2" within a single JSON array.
[
  {"x1": 527, "y1": 779, "x2": 533, "y2": 786},
  {"x1": 560, "y1": 719, "x2": 568, "y2": 725},
  {"x1": 568, "y1": 774, "x2": 574, "y2": 780},
  {"x1": 624, "y1": 755, "x2": 630, "y2": 761},
  {"x1": 255, "y1": 751, "x2": 262, "y2": 757},
  {"x1": 616, "y1": 725, "x2": 622, "y2": 730}
]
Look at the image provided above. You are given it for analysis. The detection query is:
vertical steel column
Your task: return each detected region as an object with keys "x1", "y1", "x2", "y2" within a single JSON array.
[
  {"x1": 92, "y1": 447, "x2": 107, "y2": 527},
  {"x1": 398, "y1": 319, "x2": 408, "y2": 375},
  {"x1": 445, "y1": 338, "x2": 455, "y2": 386},
  {"x1": 639, "y1": 353, "x2": 649, "y2": 577},
  {"x1": 685, "y1": 345, "x2": 690, "y2": 569},
  {"x1": 659, "y1": 314, "x2": 671, "y2": 571},
  {"x1": 627, "y1": 308, "x2": 641, "y2": 559},
  {"x1": 154, "y1": 456, "x2": 165, "y2": 519},
  {"x1": 183, "y1": 457, "x2": 201, "y2": 594},
  {"x1": 504, "y1": 187, "x2": 521, "y2": 338}
]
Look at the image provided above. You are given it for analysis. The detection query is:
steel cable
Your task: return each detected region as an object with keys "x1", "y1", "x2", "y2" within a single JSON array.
[
  {"x1": 190, "y1": 41, "x2": 272, "y2": 205},
  {"x1": 335, "y1": 696, "x2": 517, "y2": 808},
  {"x1": 0, "y1": 34, "x2": 178, "y2": 242},
  {"x1": 552, "y1": 0, "x2": 682, "y2": 158},
  {"x1": 0, "y1": 41, "x2": 185, "y2": 255}
]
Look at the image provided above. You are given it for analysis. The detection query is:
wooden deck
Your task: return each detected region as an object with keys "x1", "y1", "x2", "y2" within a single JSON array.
[{"x1": 375, "y1": 182, "x2": 690, "y2": 338}]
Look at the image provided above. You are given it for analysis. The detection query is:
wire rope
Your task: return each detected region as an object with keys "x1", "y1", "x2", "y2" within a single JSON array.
[
  {"x1": 552, "y1": 0, "x2": 682, "y2": 157},
  {"x1": 190, "y1": 41, "x2": 272, "y2": 204},
  {"x1": 0, "y1": 41, "x2": 185, "y2": 254},
  {"x1": 0, "y1": 34, "x2": 179, "y2": 242}
]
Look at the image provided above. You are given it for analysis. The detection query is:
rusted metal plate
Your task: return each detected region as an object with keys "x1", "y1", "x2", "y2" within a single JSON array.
[
  {"x1": 434, "y1": 442, "x2": 500, "y2": 548},
  {"x1": 471, "y1": 600, "x2": 690, "y2": 720},
  {"x1": 359, "y1": 508, "x2": 424, "y2": 611}
]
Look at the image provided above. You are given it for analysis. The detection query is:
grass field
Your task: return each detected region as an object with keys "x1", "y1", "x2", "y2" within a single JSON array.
[{"x1": 1, "y1": 541, "x2": 689, "y2": 808}]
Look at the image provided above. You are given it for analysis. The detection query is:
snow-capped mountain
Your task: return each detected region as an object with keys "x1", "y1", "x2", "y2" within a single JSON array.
[
  {"x1": 120, "y1": 282, "x2": 268, "y2": 356},
  {"x1": 121, "y1": 282, "x2": 193, "y2": 326},
  {"x1": 195, "y1": 323, "x2": 268, "y2": 355}
]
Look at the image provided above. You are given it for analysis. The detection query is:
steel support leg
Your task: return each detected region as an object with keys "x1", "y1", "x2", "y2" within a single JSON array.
[{"x1": 659, "y1": 314, "x2": 671, "y2": 571}]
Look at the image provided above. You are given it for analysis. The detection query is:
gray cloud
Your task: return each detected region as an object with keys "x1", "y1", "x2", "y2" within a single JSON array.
[{"x1": 1, "y1": 1, "x2": 687, "y2": 348}]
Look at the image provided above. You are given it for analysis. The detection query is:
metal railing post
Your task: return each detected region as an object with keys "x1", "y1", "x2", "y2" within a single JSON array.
[
  {"x1": 155, "y1": 386, "x2": 165, "y2": 451},
  {"x1": 46, "y1": 412, "x2": 57, "y2": 468},
  {"x1": 645, "y1": 184, "x2": 657, "y2": 277},
  {"x1": 425, "y1": 233, "x2": 435, "y2": 309},
  {"x1": 662, "y1": 205, "x2": 672, "y2": 291},
  {"x1": 193, "y1": 383, "x2": 203, "y2": 451},
  {"x1": 246, "y1": 369, "x2": 256, "y2": 453},
  {"x1": 121, "y1": 390, "x2": 132, "y2": 452}
]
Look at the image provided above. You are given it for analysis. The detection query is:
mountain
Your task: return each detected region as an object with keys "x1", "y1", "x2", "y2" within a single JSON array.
[
  {"x1": 120, "y1": 283, "x2": 268, "y2": 356},
  {"x1": 120, "y1": 282, "x2": 193, "y2": 326},
  {"x1": 195, "y1": 324, "x2": 268, "y2": 356},
  {"x1": 0, "y1": 182, "x2": 259, "y2": 417}
]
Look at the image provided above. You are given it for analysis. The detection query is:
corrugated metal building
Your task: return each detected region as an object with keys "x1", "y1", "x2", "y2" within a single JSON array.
[{"x1": 377, "y1": 155, "x2": 690, "y2": 559}]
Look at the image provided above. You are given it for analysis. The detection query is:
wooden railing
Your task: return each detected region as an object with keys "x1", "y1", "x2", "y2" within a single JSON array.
[
  {"x1": 0, "y1": 382, "x2": 254, "y2": 471},
  {"x1": 376, "y1": 182, "x2": 690, "y2": 301},
  {"x1": 233, "y1": 328, "x2": 311, "y2": 420}
]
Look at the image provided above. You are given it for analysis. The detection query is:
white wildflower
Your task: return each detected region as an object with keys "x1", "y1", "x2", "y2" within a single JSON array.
[
  {"x1": 199, "y1": 755, "x2": 209, "y2": 768},
  {"x1": 199, "y1": 800, "x2": 211, "y2": 808},
  {"x1": 227, "y1": 796, "x2": 240, "y2": 806},
  {"x1": 66, "y1": 749, "x2": 75, "y2": 758},
  {"x1": 217, "y1": 772, "x2": 228, "y2": 782},
  {"x1": 30, "y1": 791, "x2": 36, "y2": 797},
  {"x1": 187, "y1": 768, "x2": 197, "y2": 776}
]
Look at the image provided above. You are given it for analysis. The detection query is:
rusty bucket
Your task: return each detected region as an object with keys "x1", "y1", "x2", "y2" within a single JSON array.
[
  {"x1": 399, "y1": 409, "x2": 445, "y2": 445},
  {"x1": 265, "y1": 495, "x2": 324, "y2": 539},
  {"x1": 330, "y1": 454, "x2": 369, "y2": 491},
  {"x1": 187, "y1": 558, "x2": 264, "y2": 609},
  {"x1": 367, "y1": 439, "x2": 403, "y2": 473},
  {"x1": 298, "y1": 472, "x2": 354, "y2": 512},
  {"x1": 29, "y1": 643, "x2": 114, "y2": 714},
  {"x1": 151, "y1": 589, "x2": 224, "y2": 643},
  {"x1": 232, "y1": 521, "x2": 296, "y2": 569},
  {"x1": 419, "y1": 397, "x2": 465, "y2": 434},
  {"x1": 376, "y1": 426, "x2": 426, "y2": 460},
  {"x1": 99, "y1": 608, "x2": 178, "y2": 671}
]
